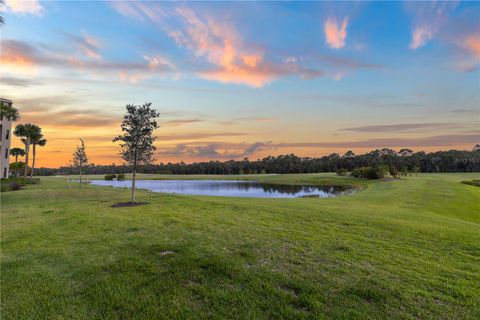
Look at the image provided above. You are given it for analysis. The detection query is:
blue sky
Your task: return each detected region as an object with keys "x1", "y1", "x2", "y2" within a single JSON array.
[{"x1": 1, "y1": 1, "x2": 479, "y2": 167}]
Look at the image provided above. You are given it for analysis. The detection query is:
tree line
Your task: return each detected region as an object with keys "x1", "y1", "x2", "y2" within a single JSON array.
[{"x1": 36, "y1": 147, "x2": 480, "y2": 176}]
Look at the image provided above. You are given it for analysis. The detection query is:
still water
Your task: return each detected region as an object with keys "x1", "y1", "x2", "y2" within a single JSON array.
[{"x1": 88, "y1": 180, "x2": 352, "y2": 198}]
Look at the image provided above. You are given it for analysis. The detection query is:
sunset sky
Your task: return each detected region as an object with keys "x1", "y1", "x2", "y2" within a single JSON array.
[{"x1": 1, "y1": 0, "x2": 479, "y2": 168}]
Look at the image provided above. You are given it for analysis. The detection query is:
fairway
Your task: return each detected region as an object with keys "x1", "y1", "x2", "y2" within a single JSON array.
[{"x1": 1, "y1": 173, "x2": 479, "y2": 319}]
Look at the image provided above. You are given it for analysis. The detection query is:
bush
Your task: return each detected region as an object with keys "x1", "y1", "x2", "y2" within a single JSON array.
[
  {"x1": 0, "y1": 179, "x2": 23, "y2": 192},
  {"x1": 351, "y1": 166, "x2": 385, "y2": 179},
  {"x1": 104, "y1": 174, "x2": 116, "y2": 180},
  {"x1": 389, "y1": 166, "x2": 399, "y2": 178},
  {"x1": 336, "y1": 168, "x2": 348, "y2": 176},
  {"x1": 461, "y1": 180, "x2": 480, "y2": 187},
  {"x1": 24, "y1": 178, "x2": 40, "y2": 184},
  {"x1": 117, "y1": 173, "x2": 125, "y2": 181}
]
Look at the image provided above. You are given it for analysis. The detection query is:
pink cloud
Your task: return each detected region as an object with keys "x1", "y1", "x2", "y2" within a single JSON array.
[
  {"x1": 406, "y1": 1, "x2": 458, "y2": 50},
  {"x1": 410, "y1": 26, "x2": 434, "y2": 50},
  {"x1": 461, "y1": 36, "x2": 480, "y2": 58},
  {"x1": 143, "y1": 55, "x2": 175, "y2": 70},
  {"x1": 75, "y1": 31, "x2": 102, "y2": 60},
  {"x1": 5, "y1": 0, "x2": 43, "y2": 15},
  {"x1": 110, "y1": 3, "x2": 323, "y2": 87},
  {"x1": 324, "y1": 16, "x2": 349, "y2": 49},
  {"x1": 169, "y1": 7, "x2": 283, "y2": 87}
]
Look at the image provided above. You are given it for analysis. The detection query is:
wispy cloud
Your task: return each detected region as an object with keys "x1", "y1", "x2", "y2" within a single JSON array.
[
  {"x1": 410, "y1": 26, "x2": 434, "y2": 50},
  {"x1": 110, "y1": 3, "x2": 323, "y2": 87},
  {"x1": 21, "y1": 108, "x2": 119, "y2": 128},
  {"x1": 1, "y1": 76, "x2": 41, "y2": 87},
  {"x1": 159, "y1": 141, "x2": 273, "y2": 159},
  {"x1": 460, "y1": 36, "x2": 480, "y2": 58},
  {"x1": 163, "y1": 118, "x2": 202, "y2": 127},
  {"x1": 155, "y1": 132, "x2": 248, "y2": 142},
  {"x1": 324, "y1": 16, "x2": 349, "y2": 49},
  {"x1": 340, "y1": 122, "x2": 459, "y2": 133},
  {"x1": 406, "y1": 1, "x2": 458, "y2": 50},
  {"x1": 5, "y1": 0, "x2": 44, "y2": 16},
  {"x1": 276, "y1": 134, "x2": 480, "y2": 149},
  {"x1": 171, "y1": 7, "x2": 320, "y2": 87},
  {"x1": 0, "y1": 39, "x2": 174, "y2": 81},
  {"x1": 67, "y1": 31, "x2": 103, "y2": 60}
]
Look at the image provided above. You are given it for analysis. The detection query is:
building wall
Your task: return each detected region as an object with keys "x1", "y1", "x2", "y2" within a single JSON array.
[{"x1": 0, "y1": 118, "x2": 13, "y2": 178}]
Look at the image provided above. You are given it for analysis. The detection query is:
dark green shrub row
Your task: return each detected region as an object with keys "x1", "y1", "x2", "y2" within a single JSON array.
[
  {"x1": 0, "y1": 178, "x2": 40, "y2": 192},
  {"x1": 104, "y1": 174, "x2": 125, "y2": 181},
  {"x1": 351, "y1": 166, "x2": 387, "y2": 179},
  {"x1": 461, "y1": 180, "x2": 480, "y2": 187},
  {"x1": 336, "y1": 168, "x2": 348, "y2": 176}
]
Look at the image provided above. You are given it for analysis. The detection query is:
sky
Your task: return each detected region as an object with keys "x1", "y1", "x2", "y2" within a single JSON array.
[{"x1": 1, "y1": 0, "x2": 479, "y2": 168}]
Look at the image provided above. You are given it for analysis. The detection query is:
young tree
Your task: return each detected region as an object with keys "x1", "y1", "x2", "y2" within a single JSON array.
[
  {"x1": 14, "y1": 123, "x2": 41, "y2": 178},
  {"x1": 113, "y1": 103, "x2": 159, "y2": 204},
  {"x1": 72, "y1": 139, "x2": 88, "y2": 188},
  {"x1": 10, "y1": 147, "x2": 25, "y2": 177}
]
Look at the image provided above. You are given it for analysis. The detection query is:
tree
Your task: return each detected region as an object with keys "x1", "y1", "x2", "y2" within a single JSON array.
[
  {"x1": 0, "y1": 100, "x2": 20, "y2": 121},
  {"x1": 14, "y1": 124, "x2": 41, "y2": 178},
  {"x1": 10, "y1": 161, "x2": 25, "y2": 175},
  {"x1": 113, "y1": 103, "x2": 159, "y2": 204},
  {"x1": 10, "y1": 147, "x2": 25, "y2": 177},
  {"x1": 399, "y1": 148, "x2": 413, "y2": 157},
  {"x1": 72, "y1": 139, "x2": 88, "y2": 188},
  {"x1": 343, "y1": 150, "x2": 355, "y2": 158},
  {"x1": 30, "y1": 131, "x2": 47, "y2": 178}
]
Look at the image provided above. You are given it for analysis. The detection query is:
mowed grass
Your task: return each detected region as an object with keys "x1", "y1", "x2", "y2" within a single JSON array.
[{"x1": 1, "y1": 173, "x2": 479, "y2": 319}]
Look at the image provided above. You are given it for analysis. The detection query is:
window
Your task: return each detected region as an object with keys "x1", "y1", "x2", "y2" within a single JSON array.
[
  {"x1": 5, "y1": 129, "x2": 9, "y2": 140},
  {"x1": 5, "y1": 148, "x2": 8, "y2": 159},
  {"x1": 3, "y1": 168, "x2": 6, "y2": 178}
]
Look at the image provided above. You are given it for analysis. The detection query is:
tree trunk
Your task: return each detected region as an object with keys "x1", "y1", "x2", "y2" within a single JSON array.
[
  {"x1": 79, "y1": 166, "x2": 82, "y2": 189},
  {"x1": 24, "y1": 140, "x2": 30, "y2": 178},
  {"x1": 14, "y1": 155, "x2": 18, "y2": 177},
  {"x1": 30, "y1": 144, "x2": 36, "y2": 178},
  {"x1": 131, "y1": 168, "x2": 136, "y2": 204}
]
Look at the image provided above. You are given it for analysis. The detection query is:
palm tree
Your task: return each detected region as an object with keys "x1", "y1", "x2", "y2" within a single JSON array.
[
  {"x1": 10, "y1": 147, "x2": 25, "y2": 177},
  {"x1": 30, "y1": 133, "x2": 47, "y2": 178},
  {"x1": 0, "y1": 101, "x2": 20, "y2": 121},
  {"x1": 14, "y1": 124, "x2": 41, "y2": 178}
]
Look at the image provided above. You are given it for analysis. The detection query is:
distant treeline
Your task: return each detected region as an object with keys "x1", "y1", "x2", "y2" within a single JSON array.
[{"x1": 34, "y1": 148, "x2": 480, "y2": 176}]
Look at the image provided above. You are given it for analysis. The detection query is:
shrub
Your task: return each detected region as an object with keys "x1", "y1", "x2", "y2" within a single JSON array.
[
  {"x1": 117, "y1": 173, "x2": 125, "y2": 181},
  {"x1": 351, "y1": 166, "x2": 385, "y2": 179},
  {"x1": 411, "y1": 166, "x2": 420, "y2": 175},
  {"x1": 105, "y1": 174, "x2": 116, "y2": 181},
  {"x1": 461, "y1": 180, "x2": 480, "y2": 187},
  {"x1": 24, "y1": 178, "x2": 40, "y2": 184},
  {"x1": 336, "y1": 168, "x2": 348, "y2": 176},
  {"x1": 401, "y1": 166, "x2": 409, "y2": 176},
  {"x1": 0, "y1": 180, "x2": 23, "y2": 192},
  {"x1": 389, "y1": 166, "x2": 399, "y2": 178}
]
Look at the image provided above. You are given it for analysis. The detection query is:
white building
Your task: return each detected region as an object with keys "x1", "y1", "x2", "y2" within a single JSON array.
[{"x1": 0, "y1": 98, "x2": 14, "y2": 178}]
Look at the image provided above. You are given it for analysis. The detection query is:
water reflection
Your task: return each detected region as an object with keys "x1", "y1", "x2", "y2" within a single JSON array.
[{"x1": 89, "y1": 180, "x2": 353, "y2": 198}]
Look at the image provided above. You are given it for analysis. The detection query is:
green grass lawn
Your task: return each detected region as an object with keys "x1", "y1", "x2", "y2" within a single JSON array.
[{"x1": 1, "y1": 173, "x2": 479, "y2": 319}]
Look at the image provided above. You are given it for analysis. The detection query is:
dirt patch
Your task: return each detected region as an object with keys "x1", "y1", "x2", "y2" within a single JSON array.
[{"x1": 111, "y1": 202, "x2": 149, "y2": 208}]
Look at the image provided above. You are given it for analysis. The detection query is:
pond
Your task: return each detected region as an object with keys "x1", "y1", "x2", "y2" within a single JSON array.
[{"x1": 88, "y1": 180, "x2": 353, "y2": 198}]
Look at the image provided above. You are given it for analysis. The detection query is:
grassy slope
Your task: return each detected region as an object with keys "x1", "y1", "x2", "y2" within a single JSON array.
[{"x1": 1, "y1": 173, "x2": 479, "y2": 319}]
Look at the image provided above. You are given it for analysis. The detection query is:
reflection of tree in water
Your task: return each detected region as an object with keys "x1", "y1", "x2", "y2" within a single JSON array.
[
  {"x1": 91, "y1": 180, "x2": 353, "y2": 198},
  {"x1": 235, "y1": 182, "x2": 347, "y2": 196}
]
